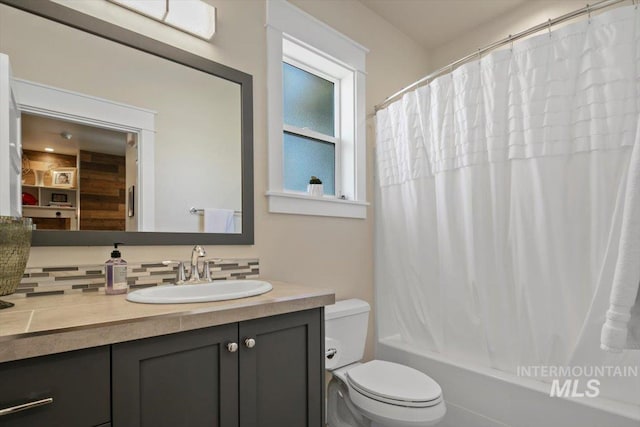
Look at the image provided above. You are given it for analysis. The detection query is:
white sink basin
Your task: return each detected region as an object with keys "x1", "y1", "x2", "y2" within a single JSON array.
[{"x1": 126, "y1": 280, "x2": 272, "y2": 304}]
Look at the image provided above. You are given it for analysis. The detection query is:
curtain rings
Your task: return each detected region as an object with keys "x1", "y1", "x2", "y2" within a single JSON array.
[
  {"x1": 509, "y1": 34, "x2": 514, "y2": 52},
  {"x1": 547, "y1": 19, "x2": 552, "y2": 37},
  {"x1": 587, "y1": 4, "x2": 592, "y2": 23}
]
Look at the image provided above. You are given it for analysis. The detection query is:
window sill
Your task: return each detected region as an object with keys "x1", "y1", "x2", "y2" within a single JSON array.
[{"x1": 266, "y1": 191, "x2": 368, "y2": 219}]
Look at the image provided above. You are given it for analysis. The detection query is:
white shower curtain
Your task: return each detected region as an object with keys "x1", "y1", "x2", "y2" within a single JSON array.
[{"x1": 375, "y1": 6, "x2": 640, "y2": 405}]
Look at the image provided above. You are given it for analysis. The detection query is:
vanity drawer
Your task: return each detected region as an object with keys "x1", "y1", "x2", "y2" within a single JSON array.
[{"x1": 0, "y1": 346, "x2": 110, "y2": 427}]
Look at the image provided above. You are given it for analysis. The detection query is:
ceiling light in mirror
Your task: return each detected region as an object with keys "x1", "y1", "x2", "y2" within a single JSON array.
[{"x1": 108, "y1": 0, "x2": 216, "y2": 40}]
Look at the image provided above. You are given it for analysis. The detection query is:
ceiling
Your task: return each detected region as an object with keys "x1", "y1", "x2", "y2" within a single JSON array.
[
  {"x1": 22, "y1": 114, "x2": 129, "y2": 157},
  {"x1": 359, "y1": 0, "x2": 527, "y2": 50}
]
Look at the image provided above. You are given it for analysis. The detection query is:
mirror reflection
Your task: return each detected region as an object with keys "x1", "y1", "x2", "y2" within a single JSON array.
[
  {"x1": 0, "y1": 3, "x2": 243, "y2": 234},
  {"x1": 21, "y1": 114, "x2": 130, "y2": 231}
]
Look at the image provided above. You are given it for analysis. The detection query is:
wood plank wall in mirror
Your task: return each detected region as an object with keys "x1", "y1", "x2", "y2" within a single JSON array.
[{"x1": 0, "y1": 0, "x2": 254, "y2": 246}]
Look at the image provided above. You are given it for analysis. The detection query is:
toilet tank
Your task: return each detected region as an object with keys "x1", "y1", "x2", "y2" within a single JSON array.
[{"x1": 324, "y1": 299, "x2": 370, "y2": 370}]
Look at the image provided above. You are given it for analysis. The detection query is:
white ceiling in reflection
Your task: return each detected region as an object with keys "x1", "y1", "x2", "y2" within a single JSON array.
[{"x1": 21, "y1": 113, "x2": 128, "y2": 157}]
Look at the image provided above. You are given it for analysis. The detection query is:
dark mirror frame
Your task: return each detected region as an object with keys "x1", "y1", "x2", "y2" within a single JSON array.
[{"x1": 1, "y1": 0, "x2": 254, "y2": 246}]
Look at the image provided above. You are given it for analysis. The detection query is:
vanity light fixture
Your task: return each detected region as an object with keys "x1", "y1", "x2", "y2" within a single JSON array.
[
  {"x1": 60, "y1": 131, "x2": 72, "y2": 140},
  {"x1": 108, "y1": 0, "x2": 216, "y2": 40}
]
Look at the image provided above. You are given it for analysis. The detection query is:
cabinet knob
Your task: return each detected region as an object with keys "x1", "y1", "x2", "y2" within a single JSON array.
[
  {"x1": 226, "y1": 342, "x2": 238, "y2": 353},
  {"x1": 244, "y1": 338, "x2": 256, "y2": 348}
]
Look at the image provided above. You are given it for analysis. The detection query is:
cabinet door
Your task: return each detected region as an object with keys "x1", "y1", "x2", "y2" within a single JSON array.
[
  {"x1": 0, "y1": 346, "x2": 110, "y2": 427},
  {"x1": 112, "y1": 324, "x2": 238, "y2": 427},
  {"x1": 239, "y1": 309, "x2": 323, "y2": 427}
]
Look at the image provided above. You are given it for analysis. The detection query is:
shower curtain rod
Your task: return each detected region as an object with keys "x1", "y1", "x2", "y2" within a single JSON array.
[{"x1": 374, "y1": 0, "x2": 628, "y2": 112}]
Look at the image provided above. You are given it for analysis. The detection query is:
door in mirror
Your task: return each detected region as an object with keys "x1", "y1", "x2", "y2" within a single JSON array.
[{"x1": 0, "y1": 53, "x2": 21, "y2": 217}]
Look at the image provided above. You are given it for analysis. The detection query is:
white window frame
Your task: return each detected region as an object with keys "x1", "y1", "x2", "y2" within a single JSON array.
[{"x1": 266, "y1": 0, "x2": 368, "y2": 219}]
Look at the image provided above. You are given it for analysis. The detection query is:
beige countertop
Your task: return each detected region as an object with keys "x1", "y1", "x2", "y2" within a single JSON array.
[{"x1": 0, "y1": 280, "x2": 335, "y2": 364}]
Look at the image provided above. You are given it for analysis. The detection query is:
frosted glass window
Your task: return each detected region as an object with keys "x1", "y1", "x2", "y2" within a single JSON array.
[
  {"x1": 283, "y1": 63, "x2": 335, "y2": 136},
  {"x1": 283, "y1": 132, "x2": 335, "y2": 195}
]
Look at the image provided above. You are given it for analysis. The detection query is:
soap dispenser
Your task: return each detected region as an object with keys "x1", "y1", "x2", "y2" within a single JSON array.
[{"x1": 105, "y1": 243, "x2": 128, "y2": 295}]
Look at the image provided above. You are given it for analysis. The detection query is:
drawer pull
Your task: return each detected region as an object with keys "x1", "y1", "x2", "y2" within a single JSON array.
[
  {"x1": 244, "y1": 338, "x2": 256, "y2": 348},
  {"x1": 0, "y1": 397, "x2": 53, "y2": 417}
]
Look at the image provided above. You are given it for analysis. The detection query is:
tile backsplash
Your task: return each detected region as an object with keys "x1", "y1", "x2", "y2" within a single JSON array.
[{"x1": 16, "y1": 258, "x2": 259, "y2": 297}]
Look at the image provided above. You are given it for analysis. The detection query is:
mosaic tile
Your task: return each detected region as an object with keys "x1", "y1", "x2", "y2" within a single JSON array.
[
  {"x1": 26, "y1": 290, "x2": 64, "y2": 297},
  {"x1": 42, "y1": 267, "x2": 79, "y2": 272},
  {"x1": 30, "y1": 272, "x2": 50, "y2": 278},
  {"x1": 17, "y1": 259, "x2": 260, "y2": 296}
]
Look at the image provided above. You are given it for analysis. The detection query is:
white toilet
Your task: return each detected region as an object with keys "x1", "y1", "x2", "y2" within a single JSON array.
[{"x1": 325, "y1": 299, "x2": 445, "y2": 427}]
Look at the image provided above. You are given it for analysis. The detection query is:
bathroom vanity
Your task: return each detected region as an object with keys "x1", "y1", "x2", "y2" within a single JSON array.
[{"x1": 0, "y1": 281, "x2": 334, "y2": 427}]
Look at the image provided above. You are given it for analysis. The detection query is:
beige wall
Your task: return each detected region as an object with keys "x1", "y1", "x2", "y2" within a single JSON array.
[
  {"x1": 428, "y1": 0, "x2": 602, "y2": 72},
  {"x1": 20, "y1": 0, "x2": 431, "y2": 361}
]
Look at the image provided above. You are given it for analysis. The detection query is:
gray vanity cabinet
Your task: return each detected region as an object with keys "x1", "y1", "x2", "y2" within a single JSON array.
[
  {"x1": 0, "y1": 346, "x2": 110, "y2": 427},
  {"x1": 112, "y1": 323, "x2": 239, "y2": 427},
  {"x1": 111, "y1": 308, "x2": 323, "y2": 427},
  {"x1": 239, "y1": 309, "x2": 323, "y2": 427}
]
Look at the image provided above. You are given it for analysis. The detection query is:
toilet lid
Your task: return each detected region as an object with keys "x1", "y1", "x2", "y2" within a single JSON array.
[{"x1": 346, "y1": 360, "x2": 442, "y2": 407}]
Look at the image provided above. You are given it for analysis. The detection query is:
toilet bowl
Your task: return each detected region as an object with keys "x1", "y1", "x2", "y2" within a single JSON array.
[{"x1": 325, "y1": 299, "x2": 445, "y2": 427}]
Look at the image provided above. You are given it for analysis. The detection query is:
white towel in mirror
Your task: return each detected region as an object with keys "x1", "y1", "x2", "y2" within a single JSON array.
[{"x1": 204, "y1": 208, "x2": 235, "y2": 233}]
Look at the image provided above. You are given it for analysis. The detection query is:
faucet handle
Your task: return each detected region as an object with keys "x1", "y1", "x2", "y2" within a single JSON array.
[
  {"x1": 202, "y1": 258, "x2": 223, "y2": 282},
  {"x1": 162, "y1": 260, "x2": 187, "y2": 284},
  {"x1": 203, "y1": 260, "x2": 212, "y2": 282}
]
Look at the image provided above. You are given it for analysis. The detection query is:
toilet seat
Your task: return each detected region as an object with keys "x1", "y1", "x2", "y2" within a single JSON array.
[
  {"x1": 346, "y1": 360, "x2": 443, "y2": 408},
  {"x1": 335, "y1": 361, "x2": 446, "y2": 427}
]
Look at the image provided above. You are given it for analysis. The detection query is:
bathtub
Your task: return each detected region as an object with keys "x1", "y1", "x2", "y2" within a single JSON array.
[{"x1": 376, "y1": 337, "x2": 640, "y2": 427}]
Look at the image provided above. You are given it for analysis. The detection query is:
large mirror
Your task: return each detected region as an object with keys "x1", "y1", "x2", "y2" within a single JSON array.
[{"x1": 0, "y1": 0, "x2": 254, "y2": 246}]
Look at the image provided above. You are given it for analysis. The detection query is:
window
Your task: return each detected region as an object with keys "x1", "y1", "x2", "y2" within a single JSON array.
[
  {"x1": 266, "y1": 0, "x2": 368, "y2": 219},
  {"x1": 283, "y1": 61, "x2": 337, "y2": 195}
]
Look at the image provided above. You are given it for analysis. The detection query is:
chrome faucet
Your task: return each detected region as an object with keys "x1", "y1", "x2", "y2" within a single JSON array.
[{"x1": 189, "y1": 245, "x2": 206, "y2": 282}]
